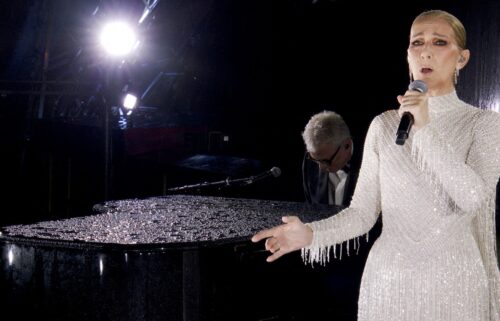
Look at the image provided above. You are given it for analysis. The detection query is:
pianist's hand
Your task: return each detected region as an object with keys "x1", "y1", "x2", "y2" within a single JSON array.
[{"x1": 251, "y1": 216, "x2": 313, "y2": 262}]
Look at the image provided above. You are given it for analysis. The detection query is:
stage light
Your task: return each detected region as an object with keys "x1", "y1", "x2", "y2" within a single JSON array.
[
  {"x1": 123, "y1": 93, "x2": 138, "y2": 110},
  {"x1": 100, "y1": 22, "x2": 137, "y2": 56}
]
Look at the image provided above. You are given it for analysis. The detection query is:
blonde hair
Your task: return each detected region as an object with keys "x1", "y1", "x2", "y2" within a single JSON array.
[
  {"x1": 413, "y1": 10, "x2": 467, "y2": 50},
  {"x1": 302, "y1": 111, "x2": 350, "y2": 153}
]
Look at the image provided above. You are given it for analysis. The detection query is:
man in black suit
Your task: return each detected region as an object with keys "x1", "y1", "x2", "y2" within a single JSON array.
[
  {"x1": 302, "y1": 111, "x2": 359, "y2": 206},
  {"x1": 299, "y1": 110, "x2": 376, "y2": 321}
]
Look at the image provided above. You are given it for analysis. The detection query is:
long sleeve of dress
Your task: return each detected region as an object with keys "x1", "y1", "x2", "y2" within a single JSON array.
[
  {"x1": 301, "y1": 116, "x2": 382, "y2": 265},
  {"x1": 411, "y1": 109, "x2": 500, "y2": 213}
]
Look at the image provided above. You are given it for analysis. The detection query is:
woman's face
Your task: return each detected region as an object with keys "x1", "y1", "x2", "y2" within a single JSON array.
[{"x1": 407, "y1": 18, "x2": 468, "y2": 96}]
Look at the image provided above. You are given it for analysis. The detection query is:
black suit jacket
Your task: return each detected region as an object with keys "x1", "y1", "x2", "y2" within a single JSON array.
[
  {"x1": 300, "y1": 150, "x2": 379, "y2": 321},
  {"x1": 302, "y1": 152, "x2": 359, "y2": 207}
]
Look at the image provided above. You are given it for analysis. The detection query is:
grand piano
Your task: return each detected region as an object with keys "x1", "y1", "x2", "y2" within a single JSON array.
[{"x1": 0, "y1": 195, "x2": 371, "y2": 321}]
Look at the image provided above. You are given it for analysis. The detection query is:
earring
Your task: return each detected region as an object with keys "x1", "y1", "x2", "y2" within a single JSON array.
[
  {"x1": 409, "y1": 71, "x2": 414, "y2": 83},
  {"x1": 454, "y1": 68, "x2": 459, "y2": 85}
]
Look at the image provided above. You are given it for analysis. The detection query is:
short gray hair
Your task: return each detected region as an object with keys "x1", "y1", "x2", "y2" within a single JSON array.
[{"x1": 301, "y1": 111, "x2": 350, "y2": 153}]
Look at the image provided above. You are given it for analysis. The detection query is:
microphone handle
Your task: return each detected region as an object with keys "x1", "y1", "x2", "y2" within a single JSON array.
[{"x1": 395, "y1": 112, "x2": 414, "y2": 145}]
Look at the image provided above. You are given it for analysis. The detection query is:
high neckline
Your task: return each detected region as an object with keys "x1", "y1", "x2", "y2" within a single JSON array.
[{"x1": 428, "y1": 90, "x2": 461, "y2": 113}]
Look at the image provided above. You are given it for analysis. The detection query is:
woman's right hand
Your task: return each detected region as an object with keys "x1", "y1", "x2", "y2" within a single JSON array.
[
  {"x1": 251, "y1": 216, "x2": 313, "y2": 262},
  {"x1": 397, "y1": 90, "x2": 429, "y2": 130}
]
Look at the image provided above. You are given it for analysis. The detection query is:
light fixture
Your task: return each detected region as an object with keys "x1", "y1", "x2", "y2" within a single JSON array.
[
  {"x1": 100, "y1": 22, "x2": 137, "y2": 56},
  {"x1": 123, "y1": 93, "x2": 138, "y2": 110}
]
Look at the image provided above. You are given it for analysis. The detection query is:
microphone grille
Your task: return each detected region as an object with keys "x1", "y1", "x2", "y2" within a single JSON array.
[
  {"x1": 270, "y1": 167, "x2": 282, "y2": 178},
  {"x1": 408, "y1": 80, "x2": 428, "y2": 93}
]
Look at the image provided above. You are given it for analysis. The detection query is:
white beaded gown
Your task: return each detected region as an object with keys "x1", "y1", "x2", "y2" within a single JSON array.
[{"x1": 302, "y1": 92, "x2": 500, "y2": 321}]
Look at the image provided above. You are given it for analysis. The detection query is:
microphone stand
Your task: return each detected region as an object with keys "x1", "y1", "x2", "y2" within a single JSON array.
[{"x1": 167, "y1": 173, "x2": 269, "y2": 193}]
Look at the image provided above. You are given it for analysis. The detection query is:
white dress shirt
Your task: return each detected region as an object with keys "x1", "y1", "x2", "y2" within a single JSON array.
[{"x1": 328, "y1": 169, "x2": 348, "y2": 206}]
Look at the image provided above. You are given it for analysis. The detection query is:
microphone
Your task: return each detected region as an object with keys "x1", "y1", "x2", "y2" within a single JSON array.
[
  {"x1": 246, "y1": 166, "x2": 282, "y2": 184},
  {"x1": 395, "y1": 80, "x2": 428, "y2": 145}
]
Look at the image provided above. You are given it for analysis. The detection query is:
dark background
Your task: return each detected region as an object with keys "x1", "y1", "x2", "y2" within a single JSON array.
[{"x1": 0, "y1": 0, "x2": 499, "y2": 226}]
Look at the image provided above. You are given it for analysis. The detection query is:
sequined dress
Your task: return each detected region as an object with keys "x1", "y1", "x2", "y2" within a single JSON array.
[{"x1": 302, "y1": 92, "x2": 500, "y2": 321}]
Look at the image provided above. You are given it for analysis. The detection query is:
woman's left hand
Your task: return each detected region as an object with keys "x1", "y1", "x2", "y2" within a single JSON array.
[
  {"x1": 251, "y1": 216, "x2": 313, "y2": 263},
  {"x1": 397, "y1": 90, "x2": 429, "y2": 130}
]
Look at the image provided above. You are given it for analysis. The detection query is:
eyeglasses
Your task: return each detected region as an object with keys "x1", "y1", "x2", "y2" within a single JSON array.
[{"x1": 306, "y1": 144, "x2": 342, "y2": 166}]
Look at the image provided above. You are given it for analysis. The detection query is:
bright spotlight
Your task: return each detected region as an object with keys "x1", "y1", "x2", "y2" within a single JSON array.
[
  {"x1": 123, "y1": 93, "x2": 138, "y2": 110},
  {"x1": 100, "y1": 22, "x2": 137, "y2": 56}
]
